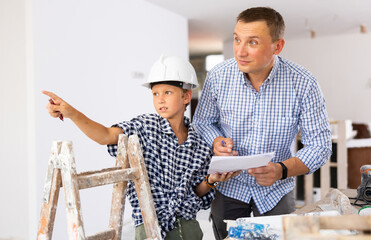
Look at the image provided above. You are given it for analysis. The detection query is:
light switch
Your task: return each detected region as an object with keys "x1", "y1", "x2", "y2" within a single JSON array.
[{"x1": 131, "y1": 72, "x2": 144, "y2": 79}]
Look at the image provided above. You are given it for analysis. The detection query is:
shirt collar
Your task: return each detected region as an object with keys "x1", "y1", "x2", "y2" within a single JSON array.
[
  {"x1": 158, "y1": 115, "x2": 196, "y2": 146},
  {"x1": 239, "y1": 55, "x2": 280, "y2": 91},
  {"x1": 266, "y1": 55, "x2": 280, "y2": 83},
  {"x1": 159, "y1": 116, "x2": 173, "y2": 134}
]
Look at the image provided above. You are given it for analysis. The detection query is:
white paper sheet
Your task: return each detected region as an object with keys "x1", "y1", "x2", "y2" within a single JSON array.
[{"x1": 207, "y1": 152, "x2": 275, "y2": 174}]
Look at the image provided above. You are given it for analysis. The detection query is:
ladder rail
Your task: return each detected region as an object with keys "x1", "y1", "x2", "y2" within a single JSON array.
[
  {"x1": 60, "y1": 141, "x2": 86, "y2": 239},
  {"x1": 37, "y1": 141, "x2": 62, "y2": 240},
  {"x1": 127, "y1": 135, "x2": 162, "y2": 239},
  {"x1": 109, "y1": 134, "x2": 130, "y2": 240}
]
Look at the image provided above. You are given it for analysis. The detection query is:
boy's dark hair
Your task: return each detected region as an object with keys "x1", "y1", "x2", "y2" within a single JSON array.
[{"x1": 237, "y1": 7, "x2": 285, "y2": 41}]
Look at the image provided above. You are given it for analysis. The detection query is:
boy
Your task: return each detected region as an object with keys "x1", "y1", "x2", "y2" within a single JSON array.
[{"x1": 43, "y1": 55, "x2": 240, "y2": 240}]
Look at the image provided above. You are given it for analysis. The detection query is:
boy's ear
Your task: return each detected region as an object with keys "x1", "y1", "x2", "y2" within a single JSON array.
[{"x1": 183, "y1": 89, "x2": 192, "y2": 104}]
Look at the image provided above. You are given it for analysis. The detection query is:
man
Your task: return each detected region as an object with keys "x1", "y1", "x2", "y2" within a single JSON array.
[{"x1": 193, "y1": 7, "x2": 332, "y2": 239}]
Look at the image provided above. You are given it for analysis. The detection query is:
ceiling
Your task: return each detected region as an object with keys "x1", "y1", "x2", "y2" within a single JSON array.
[{"x1": 145, "y1": 0, "x2": 371, "y2": 56}]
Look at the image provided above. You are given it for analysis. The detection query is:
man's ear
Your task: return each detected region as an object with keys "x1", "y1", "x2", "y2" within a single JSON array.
[{"x1": 273, "y1": 39, "x2": 285, "y2": 55}]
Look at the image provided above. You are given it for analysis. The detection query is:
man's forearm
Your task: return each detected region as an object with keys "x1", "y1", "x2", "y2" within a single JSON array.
[{"x1": 279, "y1": 157, "x2": 310, "y2": 178}]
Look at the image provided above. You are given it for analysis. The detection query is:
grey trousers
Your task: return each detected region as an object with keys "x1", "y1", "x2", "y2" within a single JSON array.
[
  {"x1": 210, "y1": 190, "x2": 296, "y2": 240},
  {"x1": 135, "y1": 218, "x2": 203, "y2": 240}
]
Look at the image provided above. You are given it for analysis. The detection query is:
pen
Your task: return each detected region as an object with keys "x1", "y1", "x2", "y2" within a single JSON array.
[
  {"x1": 49, "y1": 99, "x2": 64, "y2": 121},
  {"x1": 221, "y1": 140, "x2": 233, "y2": 156}
]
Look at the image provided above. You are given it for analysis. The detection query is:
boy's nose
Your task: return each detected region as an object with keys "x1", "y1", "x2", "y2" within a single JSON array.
[{"x1": 158, "y1": 96, "x2": 165, "y2": 103}]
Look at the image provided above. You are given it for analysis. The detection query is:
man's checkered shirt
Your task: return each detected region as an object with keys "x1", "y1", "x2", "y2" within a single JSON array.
[
  {"x1": 193, "y1": 55, "x2": 332, "y2": 214},
  {"x1": 107, "y1": 113, "x2": 214, "y2": 237}
]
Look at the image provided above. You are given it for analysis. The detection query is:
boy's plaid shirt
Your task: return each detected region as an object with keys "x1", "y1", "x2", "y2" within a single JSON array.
[{"x1": 107, "y1": 113, "x2": 214, "y2": 237}]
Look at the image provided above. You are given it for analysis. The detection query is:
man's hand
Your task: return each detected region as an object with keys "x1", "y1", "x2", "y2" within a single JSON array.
[
  {"x1": 247, "y1": 162, "x2": 282, "y2": 186},
  {"x1": 212, "y1": 136, "x2": 238, "y2": 156},
  {"x1": 42, "y1": 90, "x2": 77, "y2": 120}
]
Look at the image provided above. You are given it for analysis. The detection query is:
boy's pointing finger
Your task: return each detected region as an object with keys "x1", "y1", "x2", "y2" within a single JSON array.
[{"x1": 42, "y1": 90, "x2": 61, "y2": 102}]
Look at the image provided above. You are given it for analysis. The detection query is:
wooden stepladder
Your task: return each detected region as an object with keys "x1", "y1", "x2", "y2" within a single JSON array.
[{"x1": 37, "y1": 134, "x2": 162, "y2": 240}]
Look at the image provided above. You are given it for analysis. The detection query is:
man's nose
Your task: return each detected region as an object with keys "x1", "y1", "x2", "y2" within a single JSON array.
[{"x1": 236, "y1": 45, "x2": 248, "y2": 57}]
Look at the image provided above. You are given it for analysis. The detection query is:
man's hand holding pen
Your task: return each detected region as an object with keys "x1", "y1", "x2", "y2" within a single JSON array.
[{"x1": 212, "y1": 136, "x2": 238, "y2": 156}]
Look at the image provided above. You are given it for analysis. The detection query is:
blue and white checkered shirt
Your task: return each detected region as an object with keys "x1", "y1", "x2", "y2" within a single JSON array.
[
  {"x1": 193, "y1": 56, "x2": 332, "y2": 214},
  {"x1": 107, "y1": 113, "x2": 214, "y2": 237}
]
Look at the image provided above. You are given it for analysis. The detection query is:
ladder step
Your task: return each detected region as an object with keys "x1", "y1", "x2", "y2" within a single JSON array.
[
  {"x1": 86, "y1": 228, "x2": 115, "y2": 240},
  {"x1": 77, "y1": 167, "x2": 139, "y2": 190}
]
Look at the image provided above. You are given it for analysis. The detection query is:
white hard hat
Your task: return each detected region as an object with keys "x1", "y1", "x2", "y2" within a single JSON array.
[{"x1": 143, "y1": 55, "x2": 199, "y2": 89}]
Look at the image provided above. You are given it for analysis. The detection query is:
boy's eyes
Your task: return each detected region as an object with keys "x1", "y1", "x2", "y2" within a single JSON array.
[{"x1": 152, "y1": 91, "x2": 172, "y2": 96}]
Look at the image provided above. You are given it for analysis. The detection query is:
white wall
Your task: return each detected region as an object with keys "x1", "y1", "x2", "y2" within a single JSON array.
[
  {"x1": 0, "y1": 1, "x2": 29, "y2": 239},
  {"x1": 223, "y1": 33, "x2": 371, "y2": 123},
  {"x1": 1, "y1": 0, "x2": 188, "y2": 239},
  {"x1": 282, "y1": 33, "x2": 371, "y2": 123}
]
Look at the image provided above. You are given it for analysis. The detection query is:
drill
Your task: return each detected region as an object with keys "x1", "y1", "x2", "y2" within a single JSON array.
[{"x1": 353, "y1": 165, "x2": 371, "y2": 206}]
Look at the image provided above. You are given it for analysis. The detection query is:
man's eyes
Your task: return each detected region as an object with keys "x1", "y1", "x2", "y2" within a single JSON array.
[{"x1": 234, "y1": 38, "x2": 258, "y2": 45}]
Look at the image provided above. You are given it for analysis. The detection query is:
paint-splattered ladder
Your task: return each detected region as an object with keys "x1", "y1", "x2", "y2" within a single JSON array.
[{"x1": 37, "y1": 134, "x2": 162, "y2": 240}]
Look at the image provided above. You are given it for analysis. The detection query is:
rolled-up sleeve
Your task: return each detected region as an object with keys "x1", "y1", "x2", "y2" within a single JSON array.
[
  {"x1": 295, "y1": 81, "x2": 332, "y2": 174},
  {"x1": 107, "y1": 117, "x2": 145, "y2": 157},
  {"x1": 190, "y1": 150, "x2": 215, "y2": 209}
]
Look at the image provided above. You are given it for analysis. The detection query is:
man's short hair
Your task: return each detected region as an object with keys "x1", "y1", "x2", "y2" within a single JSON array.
[{"x1": 237, "y1": 7, "x2": 285, "y2": 41}]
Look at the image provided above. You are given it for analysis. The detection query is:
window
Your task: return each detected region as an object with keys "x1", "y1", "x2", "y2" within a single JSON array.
[{"x1": 206, "y1": 54, "x2": 224, "y2": 72}]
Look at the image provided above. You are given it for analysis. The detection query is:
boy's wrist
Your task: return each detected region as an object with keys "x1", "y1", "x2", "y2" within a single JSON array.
[
  {"x1": 204, "y1": 174, "x2": 218, "y2": 188},
  {"x1": 208, "y1": 175, "x2": 215, "y2": 184}
]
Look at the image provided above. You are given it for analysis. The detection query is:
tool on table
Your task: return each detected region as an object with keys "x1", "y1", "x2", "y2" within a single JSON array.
[{"x1": 352, "y1": 165, "x2": 371, "y2": 207}]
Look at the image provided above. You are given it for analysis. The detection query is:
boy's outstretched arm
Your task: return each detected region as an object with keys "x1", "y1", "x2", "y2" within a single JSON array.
[
  {"x1": 195, "y1": 171, "x2": 241, "y2": 197},
  {"x1": 42, "y1": 90, "x2": 122, "y2": 145}
]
